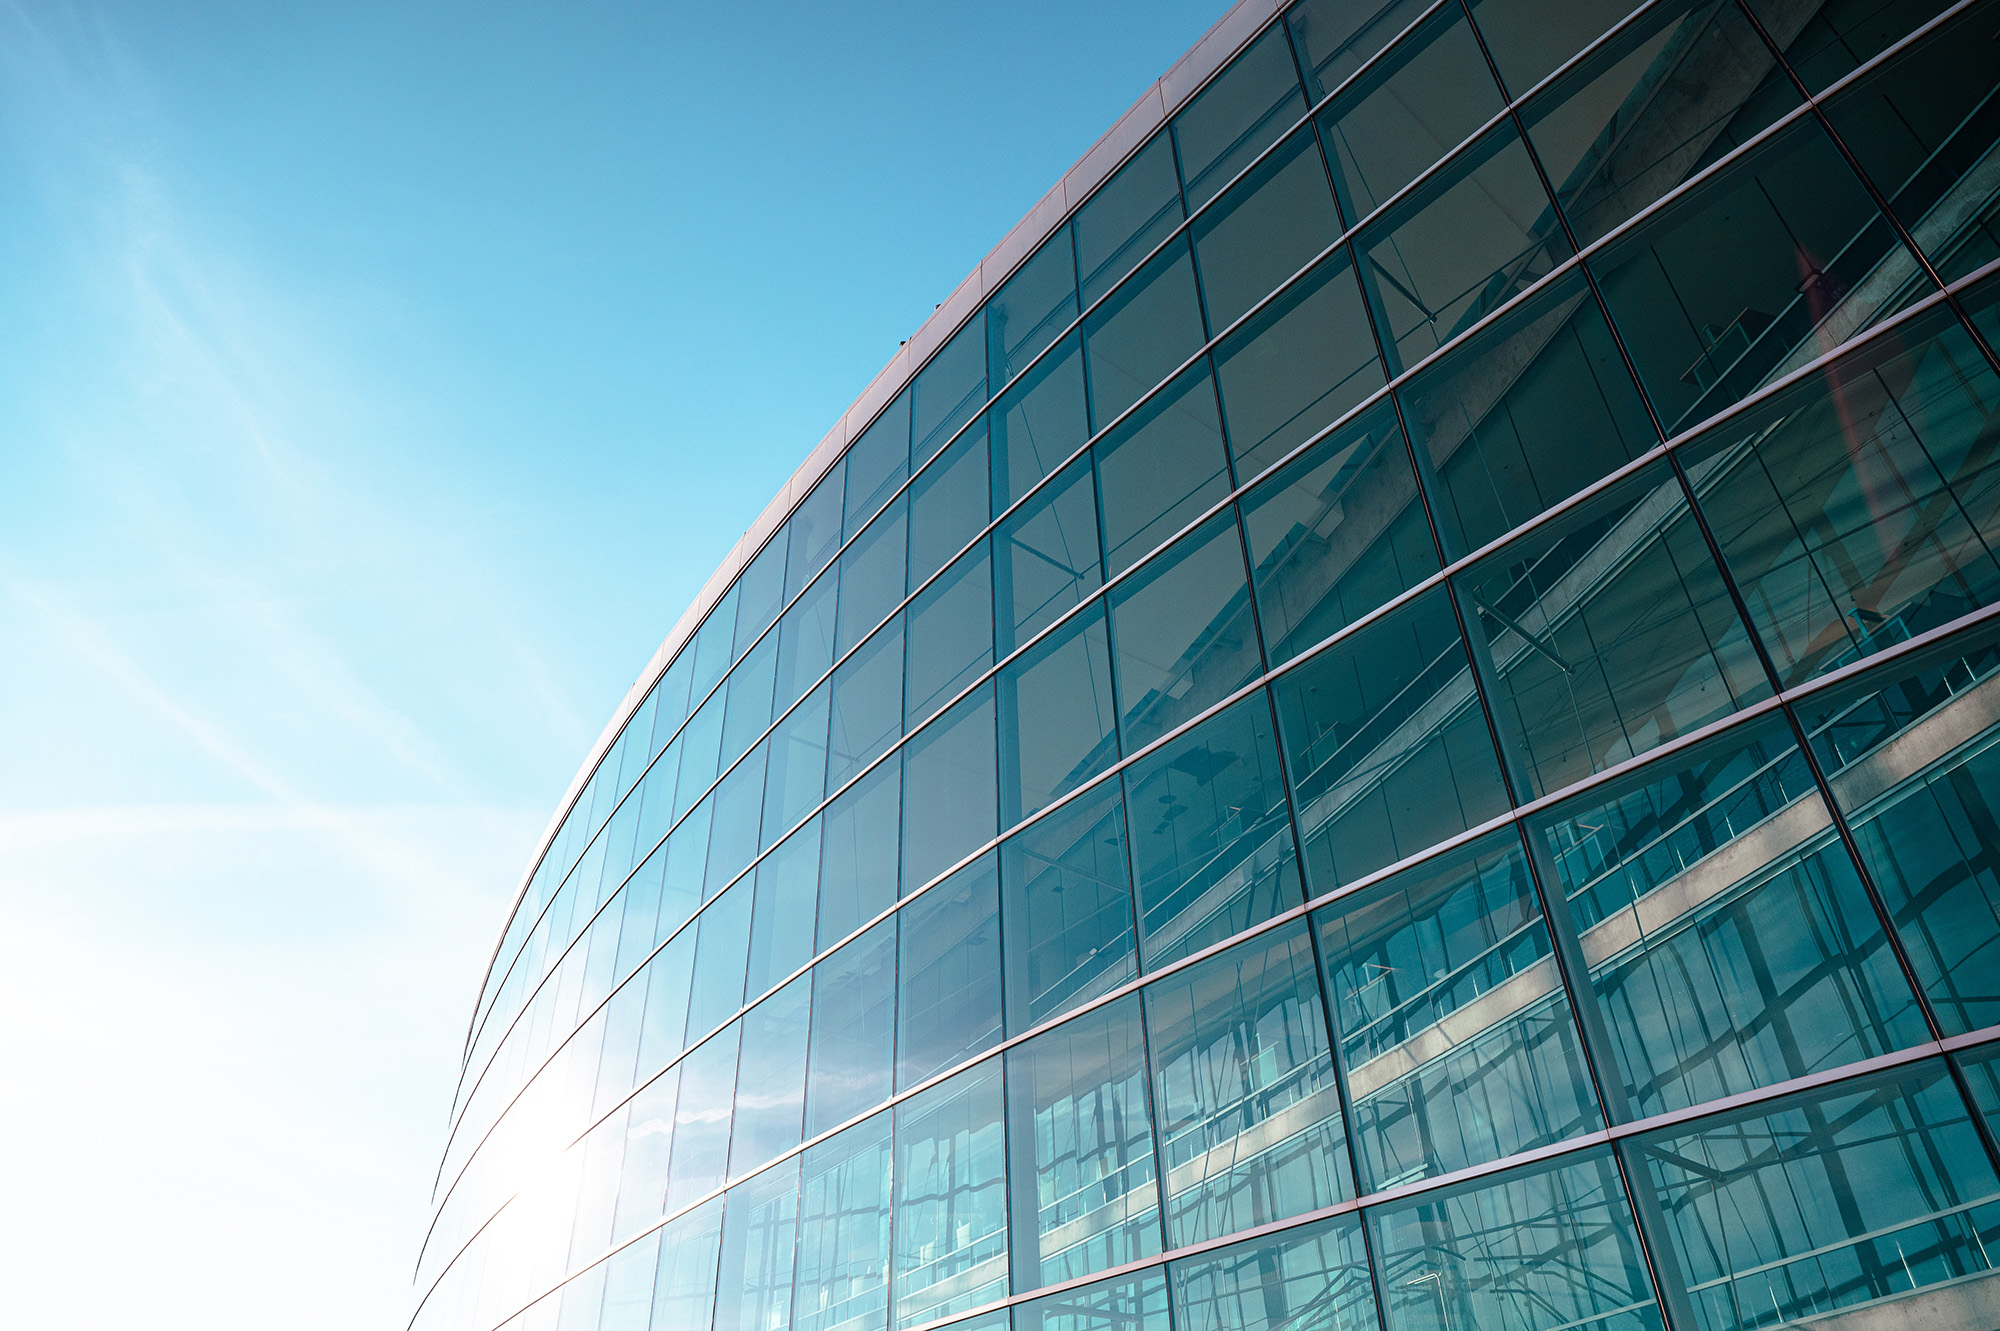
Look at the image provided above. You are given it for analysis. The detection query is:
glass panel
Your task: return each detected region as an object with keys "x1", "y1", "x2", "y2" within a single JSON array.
[
  {"x1": 736, "y1": 536, "x2": 789, "y2": 658},
  {"x1": 1287, "y1": 0, "x2": 1430, "y2": 102},
  {"x1": 805, "y1": 919, "x2": 896, "y2": 1141},
  {"x1": 1520, "y1": 0, "x2": 1797, "y2": 248},
  {"x1": 666, "y1": 1023, "x2": 742, "y2": 1210},
  {"x1": 1396, "y1": 266, "x2": 1657, "y2": 559},
  {"x1": 995, "y1": 453, "x2": 1103, "y2": 655},
  {"x1": 1107, "y1": 512, "x2": 1259, "y2": 753},
  {"x1": 746, "y1": 827, "x2": 820, "y2": 1001},
  {"x1": 601, "y1": 1231, "x2": 659, "y2": 1331},
  {"x1": 1769, "y1": 0, "x2": 1958, "y2": 95},
  {"x1": 829, "y1": 618, "x2": 905, "y2": 790},
  {"x1": 1005, "y1": 994, "x2": 1162, "y2": 1291},
  {"x1": 613, "y1": 1069, "x2": 680, "y2": 1241},
  {"x1": 1799, "y1": 623, "x2": 2000, "y2": 1035},
  {"x1": 1315, "y1": 0, "x2": 1507, "y2": 225},
  {"x1": 1271, "y1": 586, "x2": 1513, "y2": 891},
  {"x1": 1959, "y1": 1042, "x2": 2000, "y2": 1135},
  {"x1": 997, "y1": 601, "x2": 1119, "y2": 826},
  {"x1": 705, "y1": 746, "x2": 768, "y2": 898},
  {"x1": 789, "y1": 459, "x2": 846, "y2": 601},
  {"x1": 902, "y1": 685, "x2": 998, "y2": 894},
  {"x1": 1016, "y1": 1269, "x2": 1167, "y2": 1331},
  {"x1": 1355, "y1": 121, "x2": 1570, "y2": 375},
  {"x1": 1190, "y1": 125, "x2": 1341, "y2": 331},
  {"x1": 1145, "y1": 922, "x2": 1351, "y2": 1248},
  {"x1": 1530, "y1": 715, "x2": 1926, "y2": 1121},
  {"x1": 1212, "y1": 247, "x2": 1385, "y2": 485},
  {"x1": 1466, "y1": 0, "x2": 1649, "y2": 95},
  {"x1": 893, "y1": 1058, "x2": 1009, "y2": 1329},
  {"x1": 1172, "y1": 25, "x2": 1307, "y2": 210},
  {"x1": 906, "y1": 544, "x2": 993, "y2": 731},
  {"x1": 1628, "y1": 1060, "x2": 2000, "y2": 1331},
  {"x1": 897, "y1": 851, "x2": 1003, "y2": 1091},
  {"x1": 776, "y1": 576, "x2": 838, "y2": 717},
  {"x1": 637, "y1": 929, "x2": 697, "y2": 1077},
  {"x1": 677, "y1": 693, "x2": 726, "y2": 820},
  {"x1": 1313, "y1": 831, "x2": 1603, "y2": 1189},
  {"x1": 1239, "y1": 399, "x2": 1437, "y2": 666},
  {"x1": 1125, "y1": 693, "x2": 1304, "y2": 969},
  {"x1": 1679, "y1": 299, "x2": 2000, "y2": 689},
  {"x1": 1093, "y1": 364, "x2": 1233, "y2": 577},
  {"x1": 715, "y1": 1166, "x2": 803, "y2": 1331},
  {"x1": 909, "y1": 424, "x2": 989, "y2": 590},
  {"x1": 818, "y1": 762, "x2": 901, "y2": 950},
  {"x1": 795, "y1": 1112, "x2": 893, "y2": 1331},
  {"x1": 1590, "y1": 114, "x2": 1925, "y2": 437},
  {"x1": 992, "y1": 331, "x2": 1089, "y2": 511},
  {"x1": 729, "y1": 978, "x2": 810, "y2": 1177},
  {"x1": 1074, "y1": 133, "x2": 1185, "y2": 307},
  {"x1": 1084, "y1": 235, "x2": 1208, "y2": 429},
  {"x1": 688, "y1": 882, "x2": 754, "y2": 1039},
  {"x1": 836, "y1": 500, "x2": 909, "y2": 656},
  {"x1": 1457, "y1": 460, "x2": 1769, "y2": 800},
  {"x1": 1000, "y1": 778, "x2": 1139, "y2": 1031},
  {"x1": 914, "y1": 312, "x2": 987, "y2": 469},
  {"x1": 847, "y1": 392, "x2": 911, "y2": 541},
  {"x1": 764, "y1": 683, "x2": 830, "y2": 845},
  {"x1": 651, "y1": 1197, "x2": 725, "y2": 1331},
  {"x1": 693, "y1": 586, "x2": 740, "y2": 701},
  {"x1": 1169, "y1": 1214, "x2": 1378, "y2": 1331},
  {"x1": 1369, "y1": 1148, "x2": 1663, "y2": 1331},
  {"x1": 989, "y1": 228, "x2": 1079, "y2": 388}
]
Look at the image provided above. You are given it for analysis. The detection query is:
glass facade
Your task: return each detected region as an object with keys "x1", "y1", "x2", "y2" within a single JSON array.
[{"x1": 412, "y1": 4, "x2": 2000, "y2": 1331}]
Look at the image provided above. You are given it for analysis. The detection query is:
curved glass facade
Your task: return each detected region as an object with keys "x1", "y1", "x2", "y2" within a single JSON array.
[{"x1": 411, "y1": 3, "x2": 2000, "y2": 1331}]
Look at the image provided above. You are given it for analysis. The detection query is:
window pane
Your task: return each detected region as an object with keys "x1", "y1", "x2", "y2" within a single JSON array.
[
  {"x1": 902, "y1": 684, "x2": 997, "y2": 894},
  {"x1": 1125, "y1": 693, "x2": 1304, "y2": 970},
  {"x1": 805, "y1": 919, "x2": 896, "y2": 1140},
  {"x1": 1212, "y1": 247, "x2": 1384, "y2": 485},
  {"x1": 1396, "y1": 266, "x2": 1656, "y2": 559},
  {"x1": 795, "y1": 1112, "x2": 893, "y2": 1331},
  {"x1": 1190, "y1": 125, "x2": 1341, "y2": 331},
  {"x1": 1001, "y1": 778, "x2": 1138, "y2": 1031},
  {"x1": 836, "y1": 500, "x2": 908, "y2": 656},
  {"x1": 729, "y1": 978, "x2": 810, "y2": 1177},
  {"x1": 1628, "y1": 1061, "x2": 2000, "y2": 1331},
  {"x1": 1093, "y1": 364, "x2": 1232, "y2": 577},
  {"x1": 991, "y1": 331, "x2": 1089, "y2": 511},
  {"x1": 893, "y1": 1058, "x2": 1009, "y2": 1329},
  {"x1": 613, "y1": 1069, "x2": 680, "y2": 1242},
  {"x1": 1107, "y1": 512, "x2": 1259, "y2": 753},
  {"x1": 1466, "y1": 0, "x2": 1645, "y2": 98},
  {"x1": 651, "y1": 1197, "x2": 725, "y2": 1331},
  {"x1": 1769, "y1": 0, "x2": 1958, "y2": 94},
  {"x1": 1240, "y1": 400, "x2": 1434, "y2": 666},
  {"x1": 1017, "y1": 1269, "x2": 1167, "y2": 1331},
  {"x1": 995, "y1": 453, "x2": 1103, "y2": 654},
  {"x1": 1075, "y1": 133, "x2": 1185, "y2": 307},
  {"x1": 1530, "y1": 715, "x2": 1926, "y2": 1121},
  {"x1": 714, "y1": 1162, "x2": 801, "y2": 1331},
  {"x1": 1520, "y1": 0, "x2": 1797, "y2": 248},
  {"x1": 687, "y1": 881, "x2": 754, "y2": 1040},
  {"x1": 998, "y1": 600, "x2": 1119, "y2": 826},
  {"x1": 666, "y1": 1023, "x2": 741, "y2": 1211},
  {"x1": 909, "y1": 422, "x2": 989, "y2": 590},
  {"x1": 906, "y1": 543, "x2": 993, "y2": 730},
  {"x1": 705, "y1": 745, "x2": 768, "y2": 898},
  {"x1": 1169, "y1": 1214, "x2": 1378, "y2": 1331},
  {"x1": 913, "y1": 312, "x2": 986, "y2": 469},
  {"x1": 1313, "y1": 831, "x2": 1603, "y2": 1189},
  {"x1": 1798, "y1": 623, "x2": 2000, "y2": 1035},
  {"x1": 1145, "y1": 923, "x2": 1351, "y2": 1248},
  {"x1": 1287, "y1": 0, "x2": 1430, "y2": 103},
  {"x1": 829, "y1": 618, "x2": 905, "y2": 789},
  {"x1": 1355, "y1": 121, "x2": 1570, "y2": 375},
  {"x1": 693, "y1": 585, "x2": 740, "y2": 701},
  {"x1": 637, "y1": 929, "x2": 696, "y2": 1077},
  {"x1": 788, "y1": 460, "x2": 846, "y2": 601},
  {"x1": 1679, "y1": 300, "x2": 2000, "y2": 689},
  {"x1": 1084, "y1": 235, "x2": 1207, "y2": 429},
  {"x1": 1590, "y1": 114, "x2": 1924, "y2": 437},
  {"x1": 735, "y1": 536, "x2": 788, "y2": 658},
  {"x1": 763, "y1": 682, "x2": 829, "y2": 846},
  {"x1": 1457, "y1": 461, "x2": 1768, "y2": 800},
  {"x1": 1369, "y1": 1148, "x2": 1662, "y2": 1331},
  {"x1": 1171, "y1": 25, "x2": 1307, "y2": 210},
  {"x1": 1005, "y1": 994, "x2": 1162, "y2": 1290},
  {"x1": 1272, "y1": 586, "x2": 1512, "y2": 891},
  {"x1": 677, "y1": 693, "x2": 726, "y2": 820},
  {"x1": 847, "y1": 392, "x2": 911, "y2": 541},
  {"x1": 1315, "y1": 0, "x2": 1506, "y2": 225},
  {"x1": 746, "y1": 826, "x2": 819, "y2": 1001},
  {"x1": 776, "y1": 576, "x2": 838, "y2": 717},
  {"x1": 989, "y1": 228, "x2": 1079, "y2": 388},
  {"x1": 818, "y1": 761, "x2": 901, "y2": 950},
  {"x1": 897, "y1": 852, "x2": 1003, "y2": 1091}
]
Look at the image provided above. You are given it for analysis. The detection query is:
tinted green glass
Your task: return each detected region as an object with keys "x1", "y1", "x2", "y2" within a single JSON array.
[
  {"x1": 1457, "y1": 461, "x2": 1768, "y2": 800},
  {"x1": 914, "y1": 312, "x2": 987, "y2": 469},
  {"x1": 905, "y1": 542, "x2": 993, "y2": 730},
  {"x1": 896, "y1": 852, "x2": 1002, "y2": 1091},
  {"x1": 687, "y1": 881, "x2": 753, "y2": 1039},
  {"x1": 1286, "y1": 0, "x2": 1431, "y2": 103},
  {"x1": 1172, "y1": 25, "x2": 1307, "y2": 210},
  {"x1": 1093, "y1": 365, "x2": 1233, "y2": 577},
  {"x1": 1006, "y1": 994, "x2": 1162, "y2": 1290},
  {"x1": 1083, "y1": 235, "x2": 1207, "y2": 428},
  {"x1": 794, "y1": 1112, "x2": 892, "y2": 1331},
  {"x1": 1000, "y1": 778, "x2": 1138, "y2": 1031},
  {"x1": 1212, "y1": 247, "x2": 1384, "y2": 485},
  {"x1": 1075, "y1": 134, "x2": 1185, "y2": 307},
  {"x1": 817, "y1": 760, "x2": 900, "y2": 949},
  {"x1": 994, "y1": 453, "x2": 1102, "y2": 654},
  {"x1": 804, "y1": 919, "x2": 895, "y2": 1141},
  {"x1": 762, "y1": 682, "x2": 828, "y2": 845},
  {"x1": 1314, "y1": 831, "x2": 1603, "y2": 1188},
  {"x1": 909, "y1": 423, "x2": 989, "y2": 590},
  {"x1": 989, "y1": 228, "x2": 1079, "y2": 388},
  {"x1": 1271, "y1": 586, "x2": 1512, "y2": 891},
  {"x1": 900, "y1": 684, "x2": 996, "y2": 895},
  {"x1": 1239, "y1": 399, "x2": 1436, "y2": 666},
  {"x1": 1190, "y1": 125, "x2": 1341, "y2": 331},
  {"x1": 1769, "y1": 0, "x2": 1959, "y2": 94},
  {"x1": 846, "y1": 391, "x2": 911, "y2": 542},
  {"x1": 788, "y1": 459, "x2": 846, "y2": 601},
  {"x1": 997, "y1": 600, "x2": 1119, "y2": 826},
  {"x1": 713, "y1": 1161, "x2": 800, "y2": 1331},
  {"x1": 745, "y1": 828, "x2": 818, "y2": 1001},
  {"x1": 893, "y1": 1058, "x2": 1009, "y2": 1328},
  {"x1": 1145, "y1": 923, "x2": 1350, "y2": 1247},
  {"x1": 1125, "y1": 693, "x2": 1303, "y2": 969},
  {"x1": 651, "y1": 1197, "x2": 725, "y2": 1331},
  {"x1": 775, "y1": 575, "x2": 837, "y2": 717},
  {"x1": 1107, "y1": 512, "x2": 1259, "y2": 753},
  {"x1": 828, "y1": 618, "x2": 904, "y2": 789},
  {"x1": 1018, "y1": 1269, "x2": 1164, "y2": 1331},
  {"x1": 666, "y1": 1023, "x2": 741, "y2": 1210},
  {"x1": 835, "y1": 499, "x2": 908, "y2": 656},
  {"x1": 1169, "y1": 1213, "x2": 1377, "y2": 1331},
  {"x1": 991, "y1": 332, "x2": 1089, "y2": 511}
]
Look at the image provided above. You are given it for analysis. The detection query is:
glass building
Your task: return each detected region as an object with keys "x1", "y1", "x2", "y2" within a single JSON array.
[{"x1": 411, "y1": 3, "x2": 2000, "y2": 1330}]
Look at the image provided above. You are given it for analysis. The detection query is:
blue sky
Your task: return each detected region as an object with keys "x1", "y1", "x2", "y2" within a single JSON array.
[{"x1": 0, "y1": 2, "x2": 1223, "y2": 1325}]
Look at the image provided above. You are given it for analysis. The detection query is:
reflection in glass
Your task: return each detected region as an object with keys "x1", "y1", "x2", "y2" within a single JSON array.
[
  {"x1": 997, "y1": 601, "x2": 1119, "y2": 826},
  {"x1": 1093, "y1": 365, "x2": 1233, "y2": 577},
  {"x1": 1191, "y1": 126, "x2": 1341, "y2": 331},
  {"x1": 1107, "y1": 513, "x2": 1258, "y2": 753},
  {"x1": 1000, "y1": 779, "x2": 1138, "y2": 1031},
  {"x1": 1016, "y1": 1268, "x2": 1167, "y2": 1331},
  {"x1": 994, "y1": 454, "x2": 1102, "y2": 654},
  {"x1": 897, "y1": 853, "x2": 1003, "y2": 1091},
  {"x1": 713, "y1": 1161, "x2": 800, "y2": 1331},
  {"x1": 1074, "y1": 134, "x2": 1184, "y2": 308},
  {"x1": 893, "y1": 1058, "x2": 1009, "y2": 1328},
  {"x1": 1083, "y1": 237, "x2": 1208, "y2": 430},
  {"x1": 805, "y1": 920, "x2": 896, "y2": 1141},
  {"x1": 1170, "y1": 1214, "x2": 1377, "y2": 1331},
  {"x1": 728, "y1": 977, "x2": 810, "y2": 1177},
  {"x1": 1171, "y1": 25, "x2": 1306, "y2": 210},
  {"x1": 991, "y1": 333, "x2": 1087, "y2": 512},
  {"x1": 989, "y1": 228, "x2": 1079, "y2": 388},
  {"x1": 795, "y1": 1113, "x2": 893, "y2": 1331}
]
